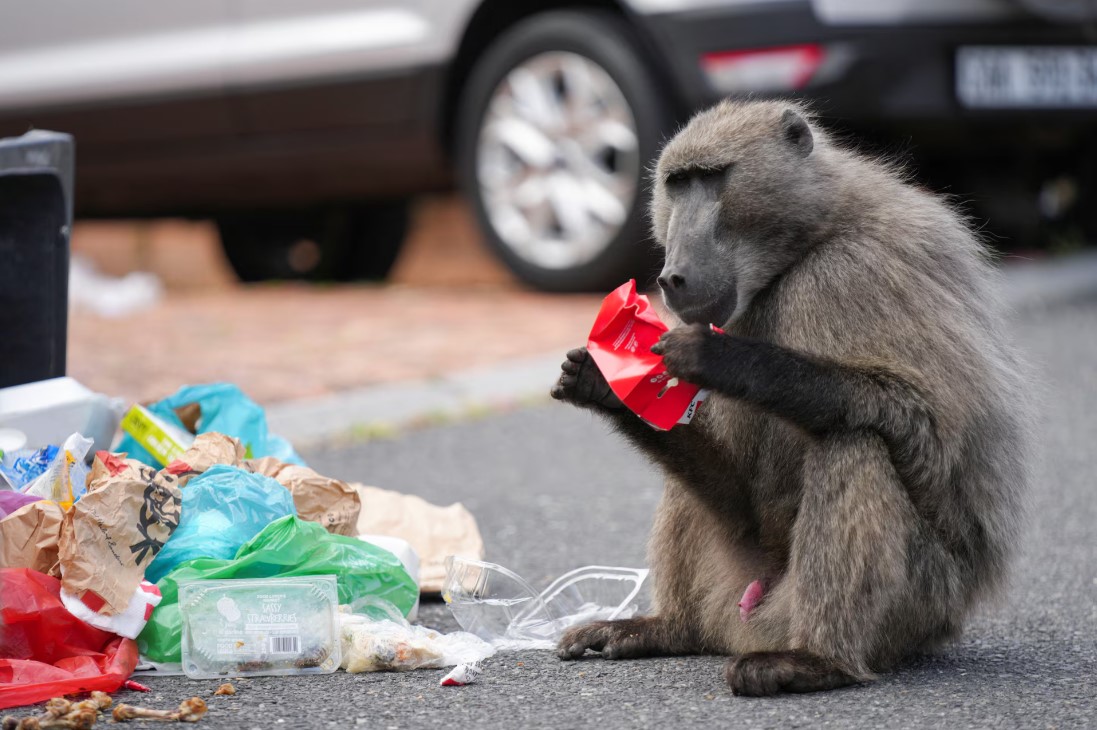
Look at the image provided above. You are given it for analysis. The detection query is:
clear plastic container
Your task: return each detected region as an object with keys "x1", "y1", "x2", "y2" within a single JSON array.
[
  {"x1": 442, "y1": 557, "x2": 648, "y2": 649},
  {"x1": 179, "y1": 575, "x2": 341, "y2": 679}
]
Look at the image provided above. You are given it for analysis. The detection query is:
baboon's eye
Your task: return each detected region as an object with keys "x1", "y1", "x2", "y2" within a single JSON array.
[
  {"x1": 699, "y1": 167, "x2": 728, "y2": 185},
  {"x1": 664, "y1": 165, "x2": 730, "y2": 189},
  {"x1": 665, "y1": 170, "x2": 690, "y2": 187}
]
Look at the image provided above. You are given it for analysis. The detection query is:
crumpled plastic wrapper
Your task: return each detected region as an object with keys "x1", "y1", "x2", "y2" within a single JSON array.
[
  {"x1": 20, "y1": 433, "x2": 93, "y2": 508},
  {"x1": 440, "y1": 662, "x2": 483, "y2": 686},
  {"x1": 587, "y1": 279, "x2": 712, "y2": 430},
  {"x1": 339, "y1": 607, "x2": 493, "y2": 673},
  {"x1": 245, "y1": 457, "x2": 361, "y2": 536}
]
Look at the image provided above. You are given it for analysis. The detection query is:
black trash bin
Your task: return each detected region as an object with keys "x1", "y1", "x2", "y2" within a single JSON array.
[{"x1": 0, "y1": 130, "x2": 74, "y2": 388}]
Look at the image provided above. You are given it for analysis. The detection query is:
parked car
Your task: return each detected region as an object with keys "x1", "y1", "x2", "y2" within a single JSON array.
[{"x1": 1, "y1": 0, "x2": 1094, "y2": 290}]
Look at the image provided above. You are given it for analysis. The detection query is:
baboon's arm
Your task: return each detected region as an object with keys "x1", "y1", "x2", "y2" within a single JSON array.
[
  {"x1": 602, "y1": 407, "x2": 730, "y2": 485},
  {"x1": 600, "y1": 408, "x2": 758, "y2": 521},
  {"x1": 552, "y1": 346, "x2": 734, "y2": 489},
  {"x1": 653, "y1": 325, "x2": 941, "y2": 485}
]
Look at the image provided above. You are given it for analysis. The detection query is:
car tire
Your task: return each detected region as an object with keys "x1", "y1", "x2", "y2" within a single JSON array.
[
  {"x1": 217, "y1": 203, "x2": 408, "y2": 282},
  {"x1": 457, "y1": 10, "x2": 673, "y2": 292}
]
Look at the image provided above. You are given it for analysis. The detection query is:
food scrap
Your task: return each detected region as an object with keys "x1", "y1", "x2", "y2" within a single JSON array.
[
  {"x1": 213, "y1": 684, "x2": 236, "y2": 696},
  {"x1": 112, "y1": 698, "x2": 207, "y2": 723},
  {"x1": 2, "y1": 692, "x2": 113, "y2": 730}
]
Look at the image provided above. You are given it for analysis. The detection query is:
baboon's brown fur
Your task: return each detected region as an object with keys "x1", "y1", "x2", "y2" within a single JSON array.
[{"x1": 552, "y1": 99, "x2": 1032, "y2": 695}]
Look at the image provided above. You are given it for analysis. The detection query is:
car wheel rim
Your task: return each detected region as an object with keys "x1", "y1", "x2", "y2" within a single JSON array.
[{"x1": 476, "y1": 51, "x2": 640, "y2": 271}]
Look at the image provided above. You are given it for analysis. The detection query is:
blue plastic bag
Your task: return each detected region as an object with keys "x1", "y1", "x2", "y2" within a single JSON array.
[
  {"x1": 144, "y1": 464, "x2": 297, "y2": 584},
  {"x1": 117, "y1": 383, "x2": 303, "y2": 468}
]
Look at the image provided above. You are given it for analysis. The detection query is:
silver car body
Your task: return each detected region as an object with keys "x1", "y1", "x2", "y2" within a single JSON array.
[{"x1": 0, "y1": 0, "x2": 1017, "y2": 112}]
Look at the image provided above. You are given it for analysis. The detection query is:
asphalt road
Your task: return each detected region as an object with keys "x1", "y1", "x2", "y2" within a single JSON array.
[{"x1": 49, "y1": 297, "x2": 1097, "y2": 729}]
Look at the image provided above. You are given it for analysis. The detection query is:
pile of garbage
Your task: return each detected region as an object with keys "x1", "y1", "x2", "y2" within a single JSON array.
[
  {"x1": 1, "y1": 377, "x2": 650, "y2": 713},
  {"x1": 0, "y1": 381, "x2": 491, "y2": 710}
]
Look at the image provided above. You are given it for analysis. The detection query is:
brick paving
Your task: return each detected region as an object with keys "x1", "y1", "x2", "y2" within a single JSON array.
[
  {"x1": 67, "y1": 195, "x2": 606, "y2": 407},
  {"x1": 66, "y1": 193, "x2": 1062, "y2": 410},
  {"x1": 67, "y1": 284, "x2": 602, "y2": 406}
]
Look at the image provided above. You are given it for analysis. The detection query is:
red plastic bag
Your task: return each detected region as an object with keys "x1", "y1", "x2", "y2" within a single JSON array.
[
  {"x1": 0, "y1": 568, "x2": 138, "y2": 710},
  {"x1": 587, "y1": 280, "x2": 711, "y2": 431}
]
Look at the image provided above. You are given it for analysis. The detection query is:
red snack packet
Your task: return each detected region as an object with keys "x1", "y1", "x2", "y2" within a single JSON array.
[{"x1": 587, "y1": 280, "x2": 709, "y2": 431}]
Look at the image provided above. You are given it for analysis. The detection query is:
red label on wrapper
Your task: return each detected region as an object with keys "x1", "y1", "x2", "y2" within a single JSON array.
[{"x1": 586, "y1": 280, "x2": 709, "y2": 431}]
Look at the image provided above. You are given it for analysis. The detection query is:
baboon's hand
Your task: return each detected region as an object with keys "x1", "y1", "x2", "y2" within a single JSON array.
[
  {"x1": 550, "y1": 347, "x2": 624, "y2": 410},
  {"x1": 651, "y1": 324, "x2": 721, "y2": 386}
]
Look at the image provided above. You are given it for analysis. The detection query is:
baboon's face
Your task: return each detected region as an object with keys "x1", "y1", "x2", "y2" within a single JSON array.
[{"x1": 651, "y1": 103, "x2": 819, "y2": 327}]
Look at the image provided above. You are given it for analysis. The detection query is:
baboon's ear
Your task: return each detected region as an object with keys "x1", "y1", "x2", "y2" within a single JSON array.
[{"x1": 780, "y1": 109, "x2": 813, "y2": 157}]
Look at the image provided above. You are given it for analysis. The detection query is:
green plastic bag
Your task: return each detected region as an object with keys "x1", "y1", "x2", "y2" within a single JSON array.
[{"x1": 137, "y1": 516, "x2": 417, "y2": 664}]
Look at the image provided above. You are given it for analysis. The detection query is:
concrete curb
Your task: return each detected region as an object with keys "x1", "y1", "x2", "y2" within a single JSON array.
[
  {"x1": 268, "y1": 252, "x2": 1097, "y2": 446},
  {"x1": 267, "y1": 352, "x2": 565, "y2": 446}
]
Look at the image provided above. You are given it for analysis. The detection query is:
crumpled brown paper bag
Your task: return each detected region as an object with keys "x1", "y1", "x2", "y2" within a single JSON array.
[
  {"x1": 148, "y1": 432, "x2": 247, "y2": 489},
  {"x1": 245, "y1": 457, "x2": 361, "y2": 536},
  {"x1": 0, "y1": 500, "x2": 65, "y2": 576},
  {"x1": 86, "y1": 451, "x2": 149, "y2": 493},
  {"x1": 174, "y1": 432, "x2": 245, "y2": 476},
  {"x1": 352, "y1": 484, "x2": 484, "y2": 593},
  {"x1": 58, "y1": 463, "x2": 182, "y2": 615}
]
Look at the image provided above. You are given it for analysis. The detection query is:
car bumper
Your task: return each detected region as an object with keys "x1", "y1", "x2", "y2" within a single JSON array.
[{"x1": 637, "y1": 1, "x2": 1097, "y2": 121}]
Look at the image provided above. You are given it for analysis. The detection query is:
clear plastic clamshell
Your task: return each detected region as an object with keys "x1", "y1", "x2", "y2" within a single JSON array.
[
  {"x1": 442, "y1": 557, "x2": 648, "y2": 649},
  {"x1": 179, "y1": 575, "x2": 341, "y2": 679}
]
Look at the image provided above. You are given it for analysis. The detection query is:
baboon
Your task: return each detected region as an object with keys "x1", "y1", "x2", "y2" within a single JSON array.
[{"x1": 551, "y1": 100, "x2": 1031, "y2": 696}]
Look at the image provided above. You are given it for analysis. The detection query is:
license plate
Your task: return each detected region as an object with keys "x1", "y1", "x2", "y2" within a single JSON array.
[{"x1": 956, "y1": 46, "x2": 1097, "y2": 108}]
